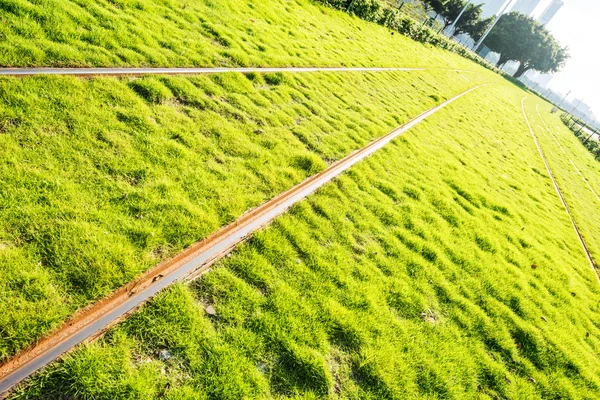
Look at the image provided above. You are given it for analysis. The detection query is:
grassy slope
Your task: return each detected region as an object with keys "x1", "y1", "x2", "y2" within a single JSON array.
[
  {"x1": 13, "y1": 84, "x2": 600, "y2": 399},
  {"x1": 4, "y1": 0, "x2": 600, "y2": 398},
  {"x1": 0, "y1": 0, "x2": 499, "y2": 362},
  {"x1": 524, "y1": 99, "x2": 600, "y2": 264},
  {"x1": 0, "y1": 0, "x2": 501, "y2": 364},
  {"x1": 0, "y1": 69, "x2": 493, "y2": 360},
  {"x1": 0, "y1": 0, "x2": 473, "y2": 69}
]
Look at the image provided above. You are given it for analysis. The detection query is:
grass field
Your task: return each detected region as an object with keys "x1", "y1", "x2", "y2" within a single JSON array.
[
  {"x1": 4, "y1": 0, "x2": 600, "y2": 398},
  {"x1": 0, "y1": 0, "x2": 476, "y2": 69},
  {"x1": 0, "y1": 69, "x2": 494, "y2": 362},
  {"x1": 11, "y1": 83, "x2": 600, "y2": 399}
]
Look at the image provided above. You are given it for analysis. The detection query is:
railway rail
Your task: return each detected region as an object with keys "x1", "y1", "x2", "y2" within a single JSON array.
[
  {"x1": 0, "y1": 66, "x2": 473, "y2": 77},
  {"x1": 521, "y1": 98, "x2": 598, "y2": 277},
  {"x1": 0, "y1": 83, "x2": 489, "y2": 397}
]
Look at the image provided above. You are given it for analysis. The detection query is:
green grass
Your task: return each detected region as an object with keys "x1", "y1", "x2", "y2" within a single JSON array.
[
  {"x1": 4, "y1": 0, "x2": 600, "y2": 398},
  {"x1": 0, "y1": 0, "x2": 475, "y2": 69},
  {"x1": 0, "y1": 69, "x2": 493, "y2": 362},
  {"x1": 11, "y1": 84, "x2": 600, "y2": 399}
]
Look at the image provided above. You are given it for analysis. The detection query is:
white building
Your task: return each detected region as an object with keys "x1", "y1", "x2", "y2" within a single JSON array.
[
  {"x1": 538, "y1": 0, "x2": 564, "y2": 25},
  {"x1": 479, "y1": 0, "x2": 514, "y2": 18},
  {"x1": 536, "y1": 73, "x2": 553, "y2": 87},
  {"x1": 521, "y1": 70, "x2": 554, "y2": 91},
  {"x1": 510, "y1": 0, "x2": 544, "y2": 15}
]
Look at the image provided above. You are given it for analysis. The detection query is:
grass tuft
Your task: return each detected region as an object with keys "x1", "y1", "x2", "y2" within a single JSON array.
[{"x1": 128, "y1": 78, "x2": 173, "y2": 104}]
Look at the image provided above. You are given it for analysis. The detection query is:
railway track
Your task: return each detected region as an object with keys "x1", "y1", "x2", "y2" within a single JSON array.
[
  {"x1": 0, "y1": 83, "x2": 490, "y2": 397},
  {"x1": 0, "y1": 66, "x2": 470, "y2": 77},
  {"x1": 521, "y1": 98, "x2": 598, "y2": 277}
]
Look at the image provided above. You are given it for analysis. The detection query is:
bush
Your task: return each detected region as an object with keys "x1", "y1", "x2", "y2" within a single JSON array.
[
  {"x1": 379, "y1": 7, "x2": 400, "y2": 29},
  {"x1": 318, "y1": 0, "x2": 349, "y2": 9},
  {"x1": 560, "y1": 113, "x2": 600, "y2": 160},
  {"x1": 350, "y1": 0, "x2": 383, "y2": 21}
]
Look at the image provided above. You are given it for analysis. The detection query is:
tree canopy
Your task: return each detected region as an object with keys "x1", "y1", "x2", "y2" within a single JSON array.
[
  {"x1": 484, "y1": 12, "x2": 569, "y2": 77},
  {"x1": 423, "y1": 0, "x2": 490, "y2": 42},
  {"x1": 421, "y1": 0, "x2": 447, "y2": 17},
  {"x1": 442, "y1": 0, "x2": 476, "y2": 28},
  {"x1": 441, "y1": 0, "x2": 491, "y2": 41},
  {"x1": 466, "y1": 16, "x2": 494, "y2": 42}
]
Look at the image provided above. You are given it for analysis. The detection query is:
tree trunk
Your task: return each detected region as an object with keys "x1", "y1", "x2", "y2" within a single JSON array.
[
  {"x1": 496, "y1": 55, "x2": 509, "y2": 68},
  {"x1": 513, "y1": 63, "x2": 530, "y2": 78}
]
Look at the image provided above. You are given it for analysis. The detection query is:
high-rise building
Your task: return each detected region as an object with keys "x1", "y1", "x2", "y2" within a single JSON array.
[
  {"x1": 510, "y1": 0, "x2": 543, "y2": 16},
  {"x1": 538, "y1": 0, "x2": 564, "y2": 25},
  {"x1": 479, "y1": 0, "x2": 513, "y2": 18},
  {"x1": 536, "y1": 73, "x2": 553, "y2": 87}
]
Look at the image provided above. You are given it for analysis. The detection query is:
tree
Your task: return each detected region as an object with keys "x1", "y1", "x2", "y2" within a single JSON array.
[
  {"x1": 484, "y1": 12, "x2": 569, "y2": 77},
  {"x1": 465, "y1": 16, "x2": 493, "y2": 42},
  {"x1": 421, "y1": 0, "x2": 447, "y2": 17},
  {"x1": 438, "y1": 0, "x2": 489, "y2": 41},
  {"x1": 440, "y1": 0, "x2": 466, "y2": 28},
  {"x1": 441, "y1": 0, "x2": 482, "y2": 30},
  {"x1": 515, "y1": 35, "x2": 568, "y2": 77},
  {"x1": 452, "y1": 0, "x2": 482, "y2": 37}
]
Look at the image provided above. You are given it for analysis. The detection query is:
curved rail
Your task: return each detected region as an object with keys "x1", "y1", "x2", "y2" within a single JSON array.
[
  {"x1": 0, "y1": 84, "x2": 490, "y2": 397},
  {"x1": 521, "y1": 98, "x2": 598, "y2": 278}
]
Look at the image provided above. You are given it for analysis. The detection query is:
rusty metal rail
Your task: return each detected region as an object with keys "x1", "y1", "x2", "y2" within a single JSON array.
[
  {"x1": 0, "y1": 67, "x2": 442, "y2": 77},
  {"x1": 0, "y1": 84, "x2": 489, "y2": 397}
]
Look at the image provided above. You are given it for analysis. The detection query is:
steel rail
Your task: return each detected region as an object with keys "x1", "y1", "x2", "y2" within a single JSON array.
[
  {"x1": 0, "y1": 83, "x2": 489, "y2": 397},
  {"x1": 521, "y1": 98, "x2": 598, "y2": 277},
  {"x1": 535, "y1": 105, "x2": 600, "y2": 203},
  {"x1": 0, "y1": 66, "x2": 452, "y2": 77}
]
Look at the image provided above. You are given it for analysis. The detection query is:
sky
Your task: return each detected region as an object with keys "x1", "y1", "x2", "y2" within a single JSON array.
[{"x1": 531, "y1": 0, "x2": 600, "y2": 117}]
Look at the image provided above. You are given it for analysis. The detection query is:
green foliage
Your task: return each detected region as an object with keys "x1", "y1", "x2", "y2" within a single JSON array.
[
  {"x1": 484, "y1": 12, "x2": 569, "y2": 77},
  {"x1": 319, "y1": 0, "x2": 384, "y2": 21},
  {"x1": 467, "y1": 15, "x2": 494, "y2": 42},
  {"x1": 348, "y1": 0, "x2": 384, "y2": 22},
  {"x1": 444, "y1": 0, "x2": 488, "y2": 40},
  {"x1": 422, "y1": 0, "x2": 448, "y2": 16},
  {"x1": 442, "y1": 0, "x2": 476, "y2": 28},
  {"x1": 561, "y1": 114, "x2": 600, "y2": 160},
  {"x1": 3, "y1": 0, "x2": 598, "y2": 398},
  {"x1": 14, "y1": 85, "x2": 600, "y2": 399}
]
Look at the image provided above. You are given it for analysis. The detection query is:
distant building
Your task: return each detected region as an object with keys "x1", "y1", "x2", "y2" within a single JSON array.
[
  {"x1": 510, "y1": 0, "x2": 543, "y2": 16},
  {"x1": 521, "y1": 70, "x2": 554, "y2": 90},
  {"x1": 479, "y1": 0, "x2": 514, "y2": 18},
  {"x1": 574, "y1": 100, "x2": 592, "y2": 116},
  {"x1": 538, "y1": 0, "x2": 564, "y2": 25},
  {"x1": 536, "y1": 73, "x2": 553, "y2": 87}
]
